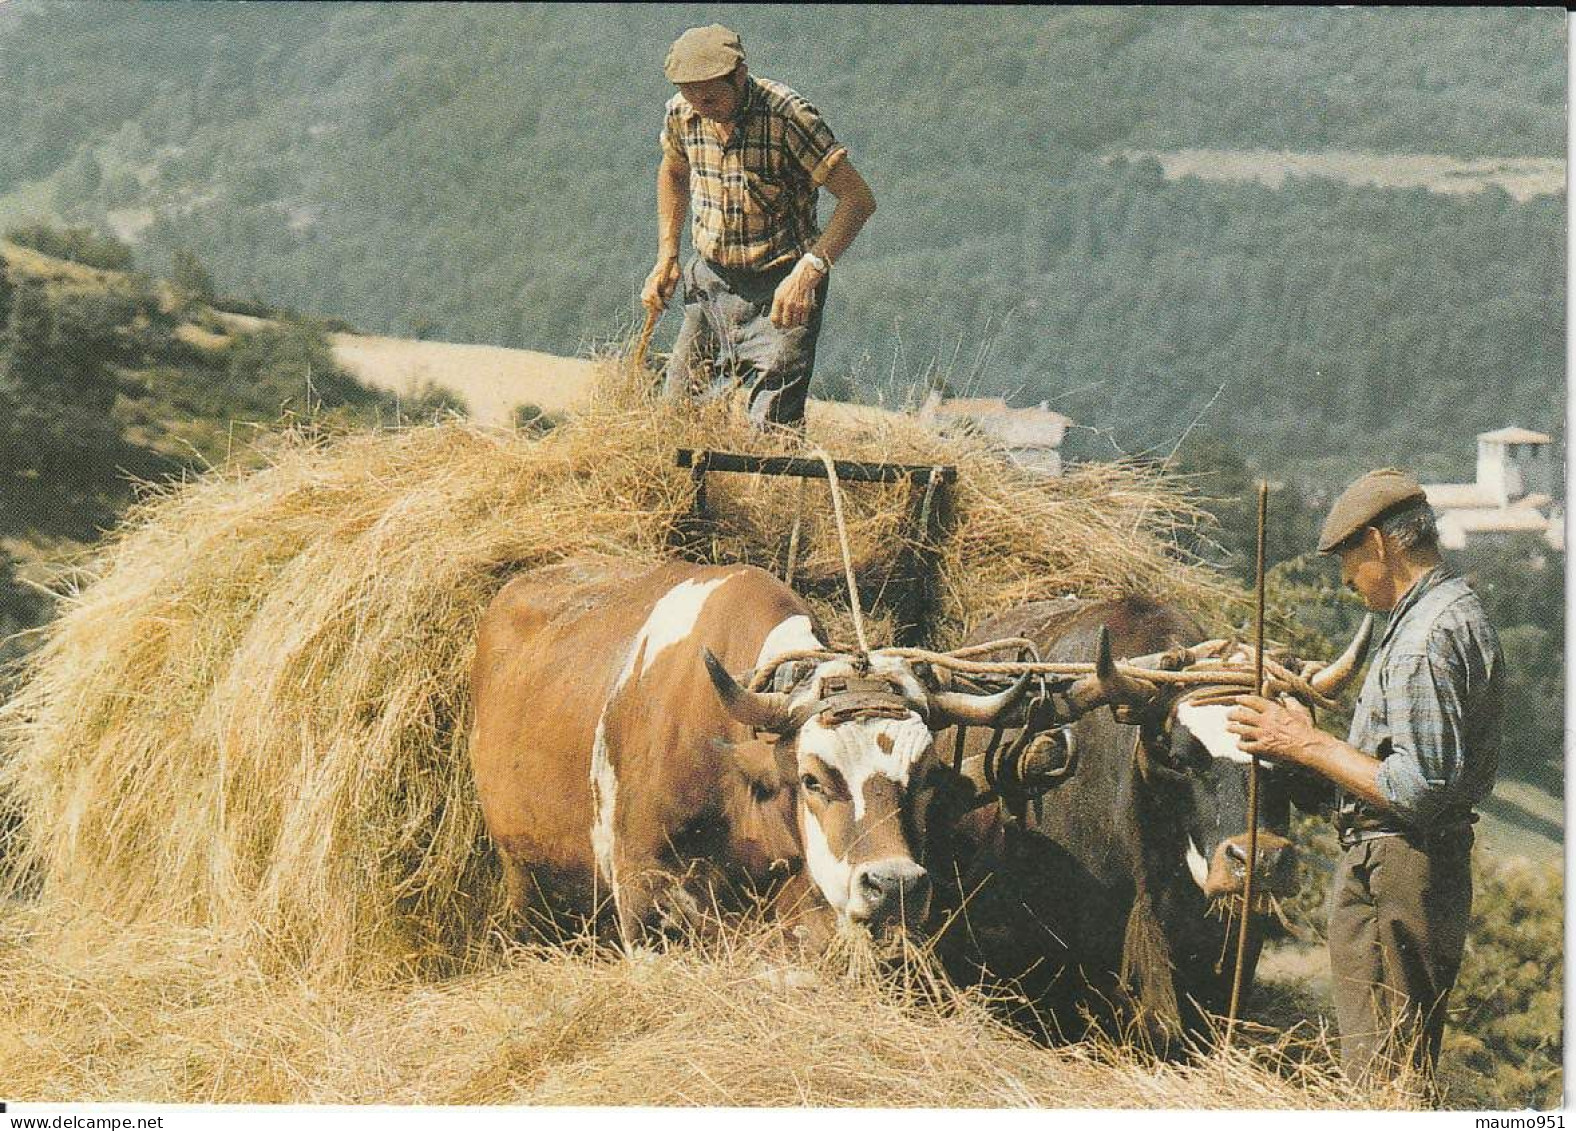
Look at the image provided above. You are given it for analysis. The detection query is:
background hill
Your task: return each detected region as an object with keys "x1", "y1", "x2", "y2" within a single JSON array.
[{"x1": 0, "y1": 4, "x2": 1563, "y2": 487}]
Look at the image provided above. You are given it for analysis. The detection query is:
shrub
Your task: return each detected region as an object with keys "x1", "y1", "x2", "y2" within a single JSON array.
[
  {"x1": 402, "y1": 381, "x2": 468, "y2": 420},
  {"x1": 1442, "y1": 857, "x2": 1563, "y2": 1109},
  {"x1": 511, "y1": 402, "x2": 561, "y2": 433},
  {"x1": 4, "y1": 222, "x2": 133, "y2": 272}
]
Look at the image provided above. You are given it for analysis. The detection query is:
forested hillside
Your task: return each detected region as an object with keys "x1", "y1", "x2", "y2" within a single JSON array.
[
  {"x1": 0, "y1": 4, "x2": 1563, "y2": 487},
  {"x1": 0, "y1": 237, "x2": 449, "y2": 661}
]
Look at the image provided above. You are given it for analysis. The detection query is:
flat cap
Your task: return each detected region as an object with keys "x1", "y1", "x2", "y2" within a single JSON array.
[
  {"x1": 1318, "y1": 468, "x2": 1428, "y2": 553},
  {"x1": 664, "y1": 24, "x2": 744, "y2": 83}
]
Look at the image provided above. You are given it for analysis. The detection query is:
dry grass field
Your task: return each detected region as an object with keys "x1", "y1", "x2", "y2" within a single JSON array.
[
  {"x1": 328, "y1": 332, "x2": 601, "y2": 426},
  {"x1": 0, "y1": 907, "x2": 1401, "y2": 1108}
]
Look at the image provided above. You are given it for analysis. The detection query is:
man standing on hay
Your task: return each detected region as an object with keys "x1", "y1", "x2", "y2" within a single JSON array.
[
  {"x1": 641, "y1": 24, "x2": 876, "y2": 430},
  {"x1": 1227, "y1": 469, "x2": 1504, "y2": 1093}
]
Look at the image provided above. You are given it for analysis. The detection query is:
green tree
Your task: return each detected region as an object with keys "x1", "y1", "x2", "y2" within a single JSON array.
[
  {"x1": 170, "y1": 247, "x2": 217, "y2": 307},
  {"x1": 4, "y1": 222, "x2": 133, "y2": 272},
  {"x1": 0, "y1": 255, "x2": 12, "y2": 330},
  {"x1": 0, "y1": 281, "x2": 135, "y2": 483},
  {"x1": 52, "y1": 149, "x2": 103, "y2": 210},
  {"x1": 511, "y1": 402, "x2": 560, "y2": 434},
  {"x1": 1165, "y1": 435, "x2": 1323, "y2": 581},
  {"x1": 0, "y1": 547, "x2": 50, "y2": 668}
]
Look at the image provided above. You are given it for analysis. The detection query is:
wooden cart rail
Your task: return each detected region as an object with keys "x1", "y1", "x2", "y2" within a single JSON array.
[{"x1": 670, "y1": 448, "x2": 956, "y2": 647}]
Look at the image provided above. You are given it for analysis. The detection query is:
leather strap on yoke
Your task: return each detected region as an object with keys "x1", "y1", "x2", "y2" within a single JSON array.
[{"x1": 786, "y1": 674, "x2": 922, "y2": 732}]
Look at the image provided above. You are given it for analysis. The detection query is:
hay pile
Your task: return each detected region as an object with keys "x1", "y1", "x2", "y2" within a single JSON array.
[
  {"x1": 0, "y1": 906, "x2": 1396, "y2": 1108},
  {"x1": 0, "y1": 356, "x2": 1233, "y2": 978},
  {"x1": 0, "y1": 352, "x2": 1432, "y2": 1108}
]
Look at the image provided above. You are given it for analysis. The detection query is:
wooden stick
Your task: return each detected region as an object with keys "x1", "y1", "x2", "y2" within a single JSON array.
[
  {"x1": 632, "y1": 308, "x2": 659, "y2": 372},
  {"x1": 1226, "y1": 480, "x2": 1270, "y2": 1043}
]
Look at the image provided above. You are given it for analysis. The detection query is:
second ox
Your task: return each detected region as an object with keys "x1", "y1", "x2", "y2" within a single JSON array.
[
  {"x1": 469, "y1": 557, "x2": 1026, "y2": 946},
  {"x1": 933, "y1": 594, "x2": 1370, "y2": 1043}
]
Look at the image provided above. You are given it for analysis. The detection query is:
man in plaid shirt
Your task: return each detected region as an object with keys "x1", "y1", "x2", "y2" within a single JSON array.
[
  {"x1": 1228, "y1": 469, "x2": 1504, "y2": 1093},
  {"x1": 640, "y1": 25, "x2": 876, "y2": 430}
]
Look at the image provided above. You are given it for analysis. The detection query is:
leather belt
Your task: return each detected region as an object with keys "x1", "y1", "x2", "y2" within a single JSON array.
[{"x1": 1338, "y1": 816, "x2": 1476, "y2": 850}]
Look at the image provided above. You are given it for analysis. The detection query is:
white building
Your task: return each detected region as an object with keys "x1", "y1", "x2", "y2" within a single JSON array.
[
  {"x1": 1421, "y1": 427, "x2": 1563, "y2": 551},
  {"x1": 920, "y1": 393, "x2": 1071, "y2": 476}
]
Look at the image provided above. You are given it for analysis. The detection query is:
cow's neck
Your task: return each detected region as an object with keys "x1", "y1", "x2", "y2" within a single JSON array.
[{"x1": 1126, "y1": 732, "x2": 1194, "y2": 898}]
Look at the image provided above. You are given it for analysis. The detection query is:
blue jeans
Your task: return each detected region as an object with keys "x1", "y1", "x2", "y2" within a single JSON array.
[{"x1": 663, "y1": 255, "x2": 828, "y2": 430}]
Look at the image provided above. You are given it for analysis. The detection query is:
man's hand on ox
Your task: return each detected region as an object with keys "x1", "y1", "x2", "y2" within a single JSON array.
[
  {"x1": 1226, "y1": 694, "x2": 1317, "y2": 764},
  {"x1": 769, "y1": 259, "x2": 823, "y2": 329},
  {"x1": 642, "y1": 256, "x2": 682, "y2": 314}
]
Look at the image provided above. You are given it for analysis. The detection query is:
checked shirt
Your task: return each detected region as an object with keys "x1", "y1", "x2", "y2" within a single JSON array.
[
  {"x1": 661, "y1": 74, "x2": 847, "y2": 273},
  {"x1": 1339, "y1": 566, "x2": 1504, "y2": 835}
]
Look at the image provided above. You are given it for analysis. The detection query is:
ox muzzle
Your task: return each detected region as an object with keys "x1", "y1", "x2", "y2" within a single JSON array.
[
  {"x1": 1202, "y1": 831, "x2": 1297, "y2": 902},
  {"x1": 848, "y1": 857, "x2": 932, "y2": 929}
]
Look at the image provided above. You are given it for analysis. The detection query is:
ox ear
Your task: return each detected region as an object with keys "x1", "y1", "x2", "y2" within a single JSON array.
[
  {"x1": 703, "y1": 649, "x2": 795, "y2": 734},
  {"x1": 714, "y1": 736, "x2": 791, "y2": 793}
]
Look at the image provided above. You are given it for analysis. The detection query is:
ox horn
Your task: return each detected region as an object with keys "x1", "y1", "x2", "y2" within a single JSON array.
[
  {"x1": 1306, "y1": 614, "x2": 1375, "y2": 697},
  {"x1": 1064, "y1": 626, "x2": 1161, "y2": 713},
  {"x1": 928, "y1": 672, "x2": 1032, "y2": 729},
  {"x1": 703, "y1": 649, "x2": 795, "y2": 733}
]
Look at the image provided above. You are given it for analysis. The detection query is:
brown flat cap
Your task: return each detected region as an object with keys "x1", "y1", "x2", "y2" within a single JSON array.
[
  {"x1": 1318, "y1": 468, "x2": 1428, "y2": 553},
  {"x1": 664, "y1": 24, "x2": 744, "y2": 83}
]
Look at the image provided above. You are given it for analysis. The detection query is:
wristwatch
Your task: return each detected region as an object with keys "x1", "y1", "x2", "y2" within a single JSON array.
[{"x1": 802, "y1": 251, "x2": 830, "y2": 275}]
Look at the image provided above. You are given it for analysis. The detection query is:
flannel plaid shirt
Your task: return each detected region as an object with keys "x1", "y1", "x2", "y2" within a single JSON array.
[
  {"x1": 661, "y1": 74, "x2": 847, "y2": 272},
  {"x1": 1340, "y1": 566, "x2": 1504, "y2": 832}
]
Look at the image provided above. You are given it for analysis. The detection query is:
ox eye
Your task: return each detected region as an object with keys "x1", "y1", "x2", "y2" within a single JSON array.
[{"x1": 800, "y1": 772, "x2": 823, "y2": 796}]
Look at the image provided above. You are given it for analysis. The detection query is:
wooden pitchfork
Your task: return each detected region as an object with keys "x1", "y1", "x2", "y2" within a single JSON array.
[{"x1": 632, "y1": 307, "x2": 660, "y2": 374}]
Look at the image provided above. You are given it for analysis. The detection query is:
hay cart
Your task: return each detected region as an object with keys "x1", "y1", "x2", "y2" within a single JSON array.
[{"x1": 668, "y1": 446, "x2": 1079, "y2": 826}]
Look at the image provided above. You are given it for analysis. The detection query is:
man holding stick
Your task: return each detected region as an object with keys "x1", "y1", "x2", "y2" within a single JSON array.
[
  {"x1": 1227, "y1": 469, "x2": 1504, "y2": 1089},
  {"x1": 641, "y1": 25, "x2": 876, "y2": 430}
]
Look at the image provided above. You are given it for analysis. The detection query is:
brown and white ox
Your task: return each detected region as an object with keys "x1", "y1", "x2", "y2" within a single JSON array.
[{"x1": 469, "y1": 557, "x2": 1026, "y2": 945}]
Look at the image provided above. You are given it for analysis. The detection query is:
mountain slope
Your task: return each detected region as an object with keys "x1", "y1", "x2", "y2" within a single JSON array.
[{"x1": 0, "y1": 4, "x2": 1564, "y2": 485}]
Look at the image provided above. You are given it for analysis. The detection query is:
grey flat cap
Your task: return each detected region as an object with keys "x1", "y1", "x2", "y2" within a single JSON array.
[
  {"x1": 1318, "y1": 468, "x2": 1428, "y2": 553},
  {"x1": 664, "y1": 25, "x2": 744, "y2": 83}
]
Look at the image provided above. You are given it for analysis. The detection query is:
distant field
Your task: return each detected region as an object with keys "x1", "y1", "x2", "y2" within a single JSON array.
[
  {"x1": 328, "y1": 335, "x2": 905, "y2": 431},
  {"x1": 328, "y1": 333, "x2": 602, "y2": 426},
  {"x1": 207, "y1": 312, "x2": 893, "y2": 431},
  {"x1": 1478, "y1": 775, "x2": 1564, "y2": 866},
  {"x1": 1116, "y1": 149, "x2": 1565, "y2": 200},
  {"x1": 206, "y1": 311, "x2": 600, "y2": 426}
]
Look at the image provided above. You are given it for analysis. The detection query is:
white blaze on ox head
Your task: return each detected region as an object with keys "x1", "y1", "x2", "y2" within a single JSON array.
[
  {"x1": 1174, "y1": 700, "x2": 1254, "y2": 765},
  {"x1": 790, "y1": 654, "x2": 935, "y2": 926},
  {"x1": 705, "y1": 641, "x2": 1029, "y2": 931},
  {"x1": 1170, "y1": 696, "x2": 1295, "y2": 900}
]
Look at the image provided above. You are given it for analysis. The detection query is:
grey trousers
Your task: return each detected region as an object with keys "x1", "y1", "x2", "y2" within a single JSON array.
[
  {"x1": 1327, "y1": 832, "x2": 1473, "y2": 1087},
  {"x1": 663, "y1": 255, "x2": 828, "y2": 430}
]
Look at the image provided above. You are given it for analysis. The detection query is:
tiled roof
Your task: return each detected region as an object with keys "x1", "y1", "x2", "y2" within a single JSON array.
[
  {"x1": 1477, "y1": 427, "x2": 1552, "y2": 444},
  {"x1": 928, "y1": 398, "x2": 1071, "y2": 448}
]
